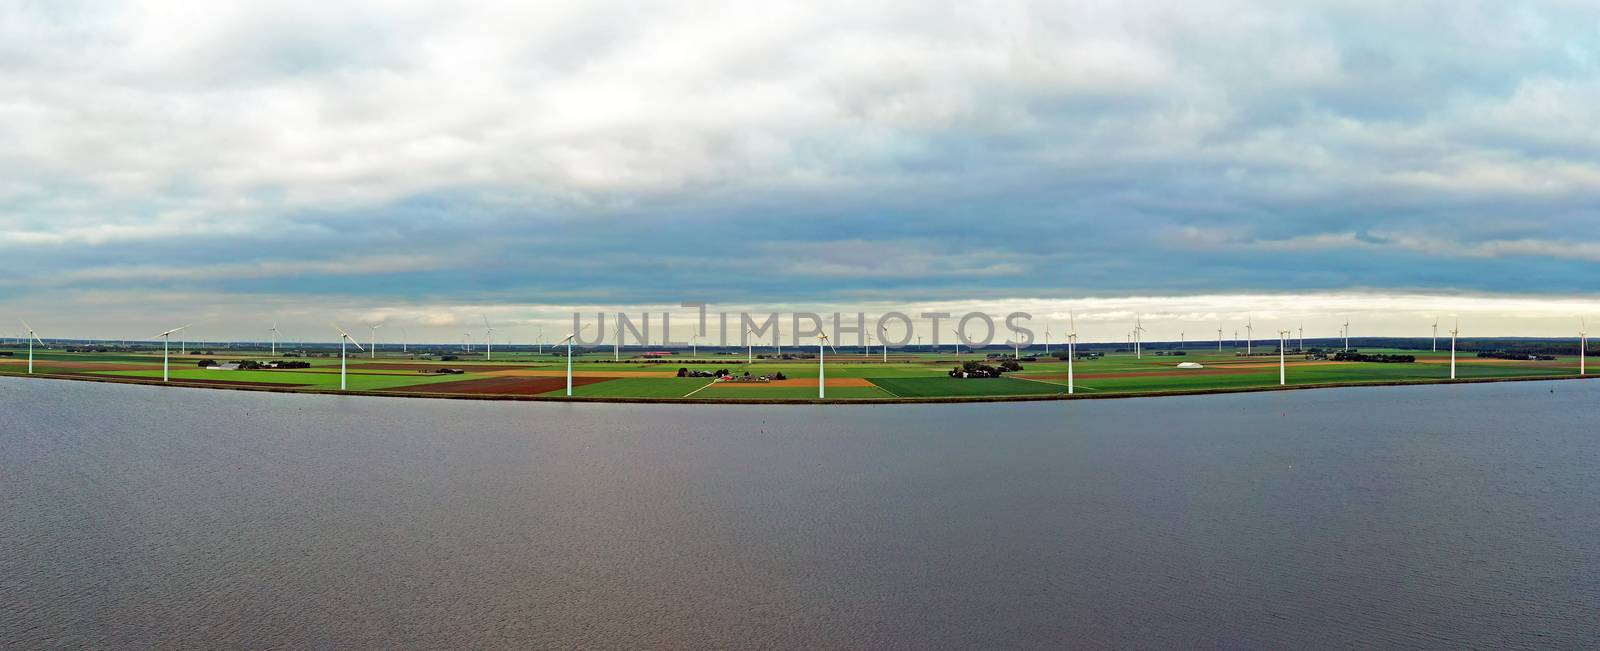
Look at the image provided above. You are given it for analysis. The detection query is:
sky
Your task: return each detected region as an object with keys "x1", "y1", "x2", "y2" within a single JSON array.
[{"x1": 2, "y1": 1, "x2": 1599, "y2": 345}]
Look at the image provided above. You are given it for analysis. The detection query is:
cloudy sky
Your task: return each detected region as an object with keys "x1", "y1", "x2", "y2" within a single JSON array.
[{"x1": 2, "y1": 1, "x2": 1598, "y2": 344}]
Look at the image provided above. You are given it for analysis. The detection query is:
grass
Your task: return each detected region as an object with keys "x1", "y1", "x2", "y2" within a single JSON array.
[
  {"x1": 867, "y1": 377, "x2": 1069, "y2": 397},
  {"x1": 698, "y1": 385, "x2": 893, "y2": 400}
]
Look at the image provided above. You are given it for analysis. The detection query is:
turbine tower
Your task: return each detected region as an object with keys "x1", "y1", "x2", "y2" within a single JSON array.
[
  {"x1": 1134, "y1": 316, "x2": 1145, "y2": 359},
  {"x1": 1343, "y1": 320, "x2": 1351, "y2": 352},
  {"x1": 1245, "y1": 316, "x2": 1253, "y2": 355},
  {"x1": 334, "y1": 324, "x2": 365, "y2": 391},
  {"x1": 816, "y1": 331, "x2": 836, "y2": 399},
  {"x1": 1431, "y1": 318, "x2": 1439, "y2": 352},
  {"x1": 554, "y1": 325, "x2": 588, "y2": 396},
  {"x1": 1067, "y1": 313, "x2": 1078, "y2": 394},
  {"x1": 270, "y1": 321, "x2": 279, "y2": 356},
  {"x1": 1580, "y1": 319, "x2": 1587, "y2": 376},
  {"x1": 153, "y1": 324, "x2": 189, "y2": 382},
  {"x1": 1449, "y1": 319, "x2": 1459, "y2": 380},
  {"x1": 368, "y1": 323, "x2": 383, "y2": 359},
  {"x1": 1217, "y1": 327, "x2": 1223, "y2": 352},
  {"x1": 482, "y1": 315, "x2": 494, "y2": 361},
  {"x1": 1278, "y1": 329, "x2": 1291, "y2": 385},
  {"x1": 21, "y1": 320, "x2": 45, "y2": 375}
]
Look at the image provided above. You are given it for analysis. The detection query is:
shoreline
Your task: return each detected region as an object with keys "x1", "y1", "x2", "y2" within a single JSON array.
[{"x1": 3, "y1": 370, "x2": 1593, "y2": 405}]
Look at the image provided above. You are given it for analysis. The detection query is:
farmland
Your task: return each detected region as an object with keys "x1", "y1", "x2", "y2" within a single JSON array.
[{"x1": 0, "y1": 344, "x2": 1592, "y2": 403}]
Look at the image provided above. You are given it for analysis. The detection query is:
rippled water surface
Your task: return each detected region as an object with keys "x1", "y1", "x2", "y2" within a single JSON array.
[{"x1": 3, "y1": 377, "x2": 1598, "y2": 648}]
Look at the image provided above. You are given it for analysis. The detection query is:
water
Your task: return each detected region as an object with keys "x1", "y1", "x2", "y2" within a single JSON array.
[{"x1": 3, "y1": 377, "x2": 1597, "y2": 649}]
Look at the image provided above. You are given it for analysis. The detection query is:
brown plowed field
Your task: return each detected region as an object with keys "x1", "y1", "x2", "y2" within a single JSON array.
[
  {"x1": 382, "y1": 376, "x2": 614, "y2": 395},
  {"x1": 484, "y1": 369, "x2": 678, "y2": 378},
  {"x1": 348, "y1": 363, "x2": 544, "y2": 372}
]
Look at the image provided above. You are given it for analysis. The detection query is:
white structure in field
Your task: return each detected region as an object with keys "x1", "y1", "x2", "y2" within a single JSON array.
[{"x1": 1176, "y1": 361, "x2": 1204, "y2": 369}]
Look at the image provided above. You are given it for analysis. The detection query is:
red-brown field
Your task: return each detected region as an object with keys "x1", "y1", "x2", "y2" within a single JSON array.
[
  {"x1": 381, "y1": 376, "x2": 614, "y2": 395},
  {"x1": 347, "y1": 363, "x2": 543, "y2": 372}
]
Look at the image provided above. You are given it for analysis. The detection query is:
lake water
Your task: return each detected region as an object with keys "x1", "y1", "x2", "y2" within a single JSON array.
[{"x1": 3, "y1": 376, "x2": 1597, "y2": 649}]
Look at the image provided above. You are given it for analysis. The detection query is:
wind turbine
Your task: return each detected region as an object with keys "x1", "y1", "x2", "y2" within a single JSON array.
[
  {"x1": 20, "y1": 320, "x2": 45, "y2": 374},
  {"x1": 817, "y1": 331, "x2": 837, "y2": 399},
  {"x1": 270, "y1": 321, "x2": 279, "y2": 356},
  {"x1": 1067, "y1": 313, "x2": 1078, "y2": 394},
  {"x1": 1278, "y1": 329, "x2": 1291, "y2": 385},
  {"x1": 744, "y1": 327, "x2": 756, "y2": 364},
  {"x1": 400, "y1": 327, "x2": 409, "y2": 354},
  {"x1": 1245, "y1": 316, "x2": 1253, "y2": 355},
  {"x1": 1217, "y1": 327, "x2": 1223, "y2": 352},
  {"x1": 334, "y1": 324, "x2": 365, "y2": 390},
  {"x1": 481, "y1": 315, "x2": 494, "y2": 361},
  {"x1": 952, "y1": 329, "x2": 963, "y2": 358},
  {"x1": 1579, "y1": 319, "x2": 1587, "y2": 376},
  {"x1": 880, "y1": 324, "x2": 889, "y2": 362},
  {"x1": 538, "y1": 326, "x2": 545, "y2": 355},
  {"x1": 1043, "y1": 322, "x2": 1051, "y2": 356},
  {"x1": 1343, "y1": 320, "x2": 1351, "y2": 352},
  {"x1": 1134, "y1": 316, "x2": 1144, "y2": 359},
  {"x1": 1449, "y1": 318, "x2": 1458, "y2": 380},
  {"x1": 153, "y1": 324, "x2": 190, "y2": 382},
  {"x1": 1431, "y1": 318, "x2": 1439, "y2": 352},
  {"x1": 1297, "y1": 325, "x2": 1304, "y2": 352},
  {"x1": 613, "y1": 319, "x2": 622, "y2": 362},
  {"x1": 690, "y1": 333, "x2": 699, "y2": 358},
  {"x1": 368, "y1": 323, "x2": 383, "y2": 359},
  {"x1": 554, "y1": 325, "x2": 589, "y2": 396}
]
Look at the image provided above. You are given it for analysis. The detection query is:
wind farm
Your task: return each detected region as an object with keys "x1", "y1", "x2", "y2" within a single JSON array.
[{"x1": 3, "y1": 320, "x2": 1594, "y2": 402}]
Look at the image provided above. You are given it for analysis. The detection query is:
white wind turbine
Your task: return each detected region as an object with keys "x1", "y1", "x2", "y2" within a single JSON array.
[
  {"x1": 400, "y1": 327, "x2": 409, "y2": 354},
  {"x1": 153, "y1": 324, "x2": 190, "y2": 382},
  {"x1": 1343, "y1": 320, "x2": 1351, "y2": 352},
  {"x1": 270, "y1": 321, "x2": 279, "y2": 356},
  {"x1": 1043, "y1": 322, "x2": 1051, "y2": 357},
  {"x1": 744, "y1": 327, "x2": 756, "y2": 365},
  {"x1": 481, "y1": 315, "x2": 494, "y2": 361},
  {"x1": 368, "y1": 323, "x2": 383, "y2": 359},
  {"x1": 880, "y1": 324, "x2": 889, "y2": 362},
  {"x1": 1449, "y1": 318, "x2": 1459, "y2": 380},
  {"x1": 1579, "y1": 318, "x2": 1587, "y2": 376},
  {"x1": 1134, "y1": 316, "x2": 1145, "y2": 359},
  {"x1": 1245, "y1": 316, "x2": 1253, "y2": 355},
  {"x1": 554, "y1": 324, "x2": 589, "y2": 396},
  {"x1": 334, "y1": 324, "x2": 365, "y2": 390},
  {"x1": 613, "y1": 319, "x2": 622, "y2": 362},
  {"x1": 952, "y1": 329, "x2": 963, "y2": 358},
  {"x1": 816, "y1": 331, "x2": 837, "y2": 399},
  {"x1": 1217, "y1": 327, "x2": 1223, "y2": 352},
  {"x1": 1297, "y1": 325, "x2": 1304, "y2": 352},
  {"x1": 1431, "y1": 318, "x2": 1439, "y2": 352},
  {"x1": 20, "y1": 319, "x2": 45, "y2": 374},
  {"x1": 1278, "y1": 329, "x2": 1291, "y2": 385},
  {"x1": 1066, "y1": 312, "x2": 1078, "y2": 394},
  {"x1": 537, "y1": 326, "x2": 545, "y2": 355}
]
